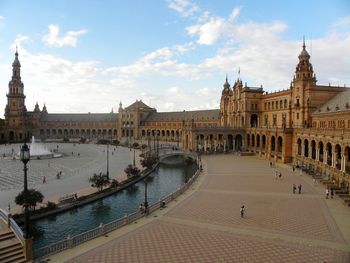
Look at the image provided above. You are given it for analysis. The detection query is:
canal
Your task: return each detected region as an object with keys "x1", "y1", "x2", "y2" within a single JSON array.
[{"x1": 32, "y1": 157, "x2": 197, "y2": 250}]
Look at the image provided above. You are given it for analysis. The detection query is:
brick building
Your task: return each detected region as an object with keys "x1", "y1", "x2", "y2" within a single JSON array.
[{"x1": 0, "y1": 41, "x2": 349, "y2": 188}]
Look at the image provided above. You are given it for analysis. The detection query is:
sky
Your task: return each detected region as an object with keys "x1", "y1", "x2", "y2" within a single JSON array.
[{"x1": 0, "y1": 0, "x2": 349, "y2": 115}]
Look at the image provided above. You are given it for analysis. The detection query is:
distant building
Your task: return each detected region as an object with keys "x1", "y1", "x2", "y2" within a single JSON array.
[{"x1": 0, "y1": 41, "x2": 349, "y2": 188}]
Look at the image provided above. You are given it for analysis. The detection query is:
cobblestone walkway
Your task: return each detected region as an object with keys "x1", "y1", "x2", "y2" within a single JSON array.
[{"x1": 53, "y1": 155, "x2": 350, "y2": 262}]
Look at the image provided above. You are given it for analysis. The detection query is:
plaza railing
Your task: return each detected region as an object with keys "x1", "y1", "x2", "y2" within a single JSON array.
[{"x1": 33, "y1": 167, "x2": 201, "y2": 260}]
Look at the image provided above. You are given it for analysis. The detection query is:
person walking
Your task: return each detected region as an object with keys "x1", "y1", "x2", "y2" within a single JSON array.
[
  {"x1": 292, "y1": 165, "x2": 295, "y2": 172},
  {"x1": 240, "y1": 205, "x2": 245, "y2": 218},
  {"x1": 326, "y1": 188, "x2": 329, "y2": 199},
  {"x1": 298, "y1": 184, "x2": 302, "y2": 194},
  {"x1": 293, "y1": 184, "x2": 296, "y2": 194},
  {"x1": 330, "y1": 188, "x2": 334, "y2": 199}
]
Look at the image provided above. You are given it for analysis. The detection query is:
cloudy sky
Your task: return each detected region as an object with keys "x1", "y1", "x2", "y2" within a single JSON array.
[{"x1": 0, "y1": 0, "x2": 349, "y2": 115}]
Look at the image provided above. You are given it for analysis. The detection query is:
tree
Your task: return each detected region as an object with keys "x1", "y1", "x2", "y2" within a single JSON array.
[
  {"x1": 141, "y1": 154, "x2": 158, "y2": 170},
  {"x1": 132, "y1": 142, "x2": 139, "y2": 148},
  {"x1": 15, "y1": 189, "x2": 44, "y2": 211},
  {"x1": 124, "y1": 164, "x2": 140, "y2": 179},
  {"x1": 89, "y1": 172, "x2": 110, "y2": 192},
  {"x1": 110, "y1": 179, "x2": 119, "y2": 188}
]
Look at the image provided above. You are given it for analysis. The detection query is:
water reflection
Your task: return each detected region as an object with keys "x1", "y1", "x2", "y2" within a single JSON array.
[{"x1": 91, "y1": 200, "x2": 111, "y2": 217}]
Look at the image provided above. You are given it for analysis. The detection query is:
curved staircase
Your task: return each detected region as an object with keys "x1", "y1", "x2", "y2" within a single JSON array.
[{"x1": 0, "y1": 219, "x2": 26, "y2": 263}]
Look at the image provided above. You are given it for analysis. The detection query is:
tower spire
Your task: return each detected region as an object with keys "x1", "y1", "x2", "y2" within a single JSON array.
[{"x1": 302, "y1": 35, "x2": 306, "y2": 50}]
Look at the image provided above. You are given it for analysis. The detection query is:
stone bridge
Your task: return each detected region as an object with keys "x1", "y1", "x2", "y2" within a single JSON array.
[{"x1": 157, "y1": 148, "x2": 197, "y2": 164}]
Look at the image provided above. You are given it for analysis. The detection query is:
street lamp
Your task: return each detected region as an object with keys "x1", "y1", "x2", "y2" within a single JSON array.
[
  {"x1": 106, "y1": 143, "x2": 109, "y2": 181},
  {"x1": 144, "y1": 179, "x2": 148, "y2": 215},
  {"x1": 20, "y1": 143, "x2": 30, "y2": 239},
  {"x1": 133, "y1": 146, "x2": 136, "y2": 167}
]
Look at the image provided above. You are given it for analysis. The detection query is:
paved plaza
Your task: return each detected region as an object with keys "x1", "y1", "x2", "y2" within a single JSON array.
[
  {"x1": 48, "y1": 155, "x2": 350, "y2": 263},
  {"x1": 0, "y1": 143, "x2": 134, "y2": 211}
]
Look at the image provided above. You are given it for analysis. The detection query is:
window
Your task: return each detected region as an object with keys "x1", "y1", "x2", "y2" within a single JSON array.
[
  {"x1": 264, "y1": 115, "x2": 268, "y2": 126},
  {"x1": 296, "y1": 113, "x2": 299, "y2": 120}
]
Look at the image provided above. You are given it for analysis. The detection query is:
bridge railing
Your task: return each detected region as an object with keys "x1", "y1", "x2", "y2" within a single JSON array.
[
  {"x1": 33, "y1": 167, "x2": 201, "y2": 260},
  {"x1": 0, "y1": 208, "x2": 24, "y2": 243}
]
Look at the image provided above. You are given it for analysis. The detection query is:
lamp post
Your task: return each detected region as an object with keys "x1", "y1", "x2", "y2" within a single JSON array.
[
  {"x1": 106, "y1": 143, "x2": 109, "y2": 180},
  {"x1": 20, "y1": 143, "x2": 30, "y2": 239},
  {"x1": 133, "y1": 146, "x2": 136, "y2": 167},
  {"x1": 144, "y1": 179, "x2": 148, "y2": 215}
]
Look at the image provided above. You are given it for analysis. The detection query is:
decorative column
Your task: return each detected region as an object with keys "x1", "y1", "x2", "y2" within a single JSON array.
[
  {"x1": 324, "y1": 151, "x2": 328, "y2": 165},
  {"x1": 341, "y1": 154, "x2": 345, "y2": 172},
  {"x1": 316, "y1": 148, "x2": 320, "y2": 161},
  {"x1": 302, "y1": 142, "x2": 305, "y2": 157},
  {"x1": 332, "y1": 148, "x2": 336, "y2": 168}
]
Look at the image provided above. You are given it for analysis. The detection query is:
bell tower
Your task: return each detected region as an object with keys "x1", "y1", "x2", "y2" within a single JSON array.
[
  {"x1": 4, "y1": 49, "x2": 28, "y2": 141},
  {"x1": 291, "y1": 38, "x2": 317, "y2": 128}
]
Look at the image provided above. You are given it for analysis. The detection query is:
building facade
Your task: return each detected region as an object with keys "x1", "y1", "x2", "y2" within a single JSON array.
[{"x1": 1, "y1": 42, "x2": 349, "y2": 188}]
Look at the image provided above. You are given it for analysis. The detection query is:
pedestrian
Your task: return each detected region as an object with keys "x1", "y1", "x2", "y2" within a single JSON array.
[
  {"x1": 293, "y1": 184, "x2": 296, "y2": 194},
  {"x1": 139, "y1": 203, "x2": 144, "y2": 213},
  {"x1": 326, "y1": 188, "x2": 329, "y2": 199},
  {"x1": 240, "y1": 205, "x2": 245, "y2": 218},
  {"x1": 313, "y1": 178, "x2": 317, "y2": 185},
  {"x1": 330, "y1": 188, "x2": 334, "y2": 199},
  {"x1": 279, "y1": 172, "x2": 282, "y2": 180},
  {"x1": 298, "y1": 184, "x2": 302, "y2": 194},
  {"x1": 270, "y1": 161, "x2": 272, "y2": 167},
  {"x1": 292, "y1": 165, "x2": 295, "y2": 172},
  {"x1": 43, "y1": 176, "x2": 46, "y2": 184},
  {"x1": 299, "y1": 169, "x2": 302, "y2": 176}
]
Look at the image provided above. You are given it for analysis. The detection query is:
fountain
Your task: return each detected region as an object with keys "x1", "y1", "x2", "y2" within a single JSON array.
[{"x1": 29, "y1": 136, "x2": 54, "y2": 159}]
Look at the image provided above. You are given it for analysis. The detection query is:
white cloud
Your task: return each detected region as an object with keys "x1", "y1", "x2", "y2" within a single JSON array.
[
  {"x1": 186, "y1": 6, "x2": 241, "y2": 45},
  {"x1": 42, "y1": 24, "x2": 87, "y2": 47},
  {"x1": 167, "y1": 0, "x2": 199, "y2": 17},
  {"x1": 333, "y1": 16, "x2": 350, "y2": 27}
]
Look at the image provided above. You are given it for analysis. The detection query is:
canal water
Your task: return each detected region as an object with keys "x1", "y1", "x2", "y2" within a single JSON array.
[{"x1": 32, "y1": 157, "x2": 197, "y2": 250}]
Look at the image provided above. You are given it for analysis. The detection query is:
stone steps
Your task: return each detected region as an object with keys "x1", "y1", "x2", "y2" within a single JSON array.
[{"x1": 0, "y1": 239, "x2": 26, "y2": 263}]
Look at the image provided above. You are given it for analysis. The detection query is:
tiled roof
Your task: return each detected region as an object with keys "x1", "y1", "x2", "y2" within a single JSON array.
[
  {"x1": 145, "y1": 109, "x2": 220, "y2": 121},
  {"x1": 125, "y1": 100, "x2": 153, "y2": 110},
  {"x1": 41, "y1": 113, "x2": 118, "y2": 122},
  {"x1": 314, "y1": 89, "x2": 350, "y2": 114}
]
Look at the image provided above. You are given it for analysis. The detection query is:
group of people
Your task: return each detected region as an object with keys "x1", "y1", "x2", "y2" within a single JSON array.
[
  {"x1": 56, "y1": 170, "x2": 62, "y2": 179},
  {"x1": 292, "y1": 183, "x2": 302, "y2": 194},
  {"x1": 326, "y1": 188, "x2": 335, "y2": 199}
]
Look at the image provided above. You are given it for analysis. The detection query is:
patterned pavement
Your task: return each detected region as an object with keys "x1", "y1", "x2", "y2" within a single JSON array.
[{"x1": 53, "y1": 155, "x2": 350, "y2": 263}]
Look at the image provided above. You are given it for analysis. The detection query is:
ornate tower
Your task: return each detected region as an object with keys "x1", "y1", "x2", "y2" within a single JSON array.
[
  {"x1": 4, "y1": 49, "x2": 28, "y2": 141},
  {"x1": 292, "y1": 38, "x2": 317, "y2": 128},
  {"x1": 220, "y1": 76, "x2": 231, "y2": 127}
]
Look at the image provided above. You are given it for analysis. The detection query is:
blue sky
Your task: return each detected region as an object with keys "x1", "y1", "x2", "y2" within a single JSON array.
[{"x1": 0, "y1": 0, "x2": 349, "y2": 114}]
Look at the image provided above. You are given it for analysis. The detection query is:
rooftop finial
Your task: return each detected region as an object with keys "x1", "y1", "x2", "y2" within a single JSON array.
[
  {"x1": 302, "y1": 36, "x2": 306, "y2": 50},
  {"x1": 15, "y1": 45, "x2": 18, "y2": 56}
]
